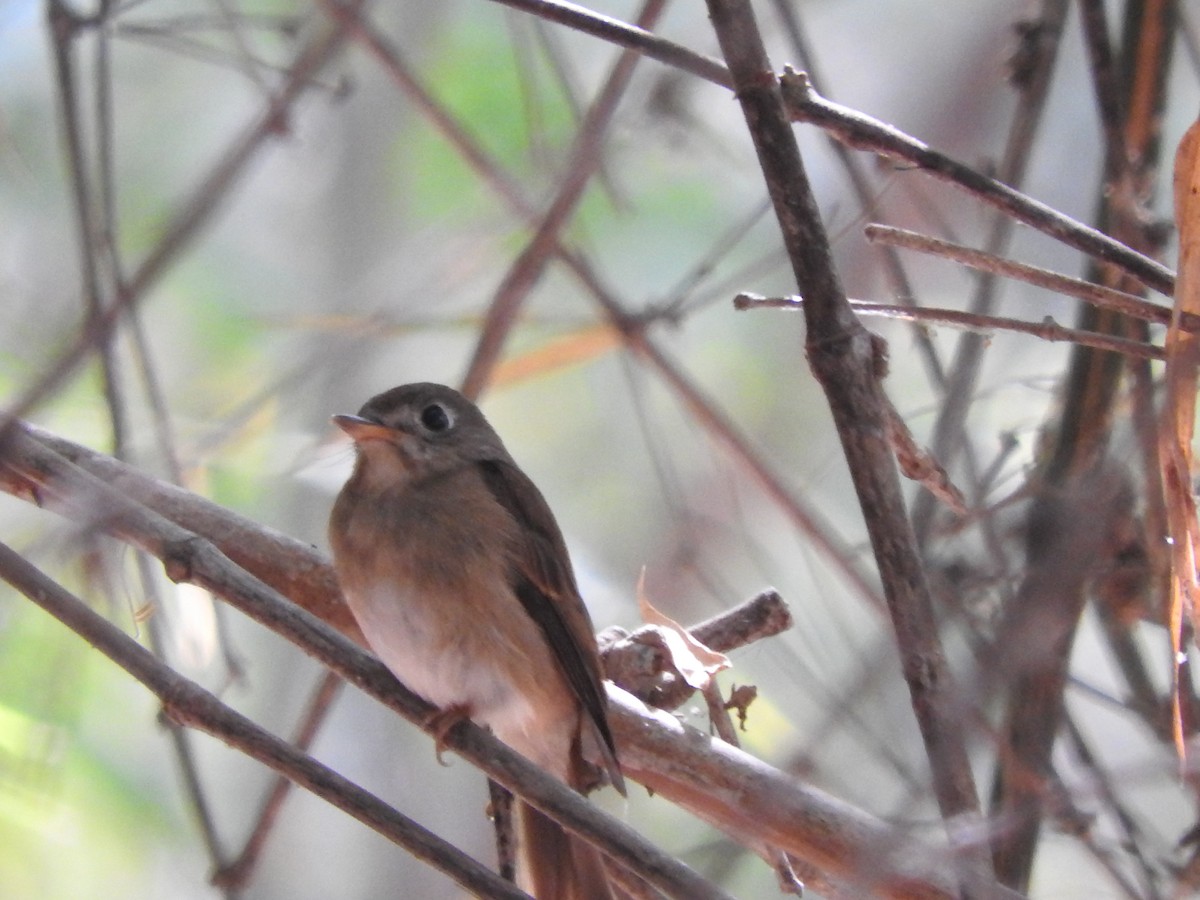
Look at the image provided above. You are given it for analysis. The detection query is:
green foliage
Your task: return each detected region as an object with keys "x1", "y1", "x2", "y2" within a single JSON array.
[
  {"x1": 0, "y1": 601, "x2": 183, "y2": 899},
  {"x1": 403, "y1": 13, "x2": 577, "y2": 219}
]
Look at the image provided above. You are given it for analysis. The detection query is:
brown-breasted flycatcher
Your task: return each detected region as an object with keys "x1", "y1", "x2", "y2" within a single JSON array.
[{"x1": 329, "y1": 383, "x2": 624, "y2": 900}]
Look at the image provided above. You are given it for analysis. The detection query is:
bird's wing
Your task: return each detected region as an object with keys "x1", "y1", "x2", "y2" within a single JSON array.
[{"x1": 477, "y1": 458, "x2": 625, "y2": 795}]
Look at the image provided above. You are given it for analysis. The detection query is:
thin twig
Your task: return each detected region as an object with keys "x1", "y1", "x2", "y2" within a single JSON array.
[
  {"x1": 136, "y1": 558, "x2": 234, "y2": 887},
  {"x1": 735, "y1": 292, "x2": 1165, "y2": 361},
  {"x1": 459, "y1": 0, "x2": 667, "y2": 399},
  {"x1": 907, "y1": 0, "x2": 1069, "y2": 546},
  {"x1": 528, "y1": 15, "x2": 627, "y2": 210},
  {"x1": 47, "y1": 0, "x2": 128, "y2": 458},
  {"x1": 215, "y1": 669, "x2": 345, "y2": 890},
  {"x1": 1062, "y1": 715, "x2": 1164, "y2": 900},
  {"x1": 864, "y1": 224, "x2": 1172, "y2": 326},
  {"x1": 487, "y1": 0, "x2": 728, "y2": 84}
]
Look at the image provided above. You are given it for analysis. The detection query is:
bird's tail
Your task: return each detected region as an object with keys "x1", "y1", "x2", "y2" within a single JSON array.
[{"x1": 518, "y1": 801, "x2": 616, "y2": 900}]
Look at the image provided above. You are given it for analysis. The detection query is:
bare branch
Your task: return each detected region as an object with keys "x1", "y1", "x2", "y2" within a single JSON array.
[
  {"x1": 460, "y1": 0, "x2": 668, "y2": 399},
  {"x1": 0, "y1": 422, "x2": 971, "y2": 897},
  {"x1": 702, "y1": 0, "x2": 991, "y2": 891},
  {"x1": 0, "y1": 541, "x2": 531, "y2": 900},
  {"x1": 864, "y1": 224, "x2": 1173, "y2": 326},
  {"x1": 735, "y1": 292, "x2": 1166, "y2": 361},
  {"x1": 780, "y1": 70, "x2": 1173, "y2": 298}
]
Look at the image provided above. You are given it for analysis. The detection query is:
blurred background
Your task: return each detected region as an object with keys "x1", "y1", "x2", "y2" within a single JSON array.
[{"x1": 0, "y1": 0, "x2": 1195, "y2": 896}]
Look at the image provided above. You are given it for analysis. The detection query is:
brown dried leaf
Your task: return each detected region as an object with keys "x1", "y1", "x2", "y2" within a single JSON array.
[
  {"x1": 724, "y1": 683, "x2": 758, "y2": 732},
  {"x1": 1160, "y1": 117, "x2": 1200, "y2": 761},
  {"x1": 884, "y1": 396, "x2": 968, "y2": 515},
  {"x1": 493, "y1": 324, "x2": 621, "y2": 387},
  {"x1": 636, "y1": 570, "x2": 730, "y2": 690}
]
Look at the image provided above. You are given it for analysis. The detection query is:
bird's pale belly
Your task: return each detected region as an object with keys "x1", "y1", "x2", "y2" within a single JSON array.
[{"x1": 345, "y1": 578, "x2": 576, "y2": 776}]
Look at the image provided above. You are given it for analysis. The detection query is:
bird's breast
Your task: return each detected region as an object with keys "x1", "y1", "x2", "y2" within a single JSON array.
[{"x1": 330, "y1": 471, "x2": 578, "y2": 775}]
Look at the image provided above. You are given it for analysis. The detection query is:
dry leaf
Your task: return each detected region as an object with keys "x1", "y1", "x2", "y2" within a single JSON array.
[
  {"x1": 724, "y1": 683, "x2": 758, "y2": 731},
  {"x1": 636, "y1": 570, "x2": 730, "y2": 690},
  {"x1": 1159, "y1": 116, "x2": 1200, "y2": 763},
  {"x1": 493, "y1": 324, "x2": 621, "y2": 387},
  {"x1": 884, "y1": 396, "x2": 967, "y2": 515}
]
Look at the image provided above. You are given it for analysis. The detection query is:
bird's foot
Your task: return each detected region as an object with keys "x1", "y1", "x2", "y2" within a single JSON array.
[{"x1": 424, "y1": 704, "x2": 471, "y2": 766}]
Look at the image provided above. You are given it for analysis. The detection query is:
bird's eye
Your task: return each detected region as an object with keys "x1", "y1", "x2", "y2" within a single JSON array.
[{"x1": 420, "y1": 402, "x2": 453, "y2": 433}]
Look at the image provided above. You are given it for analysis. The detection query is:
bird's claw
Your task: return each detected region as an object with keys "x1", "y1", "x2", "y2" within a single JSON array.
[{"x1": 424, "y1": 704, "x2": 471, "y2": 766}]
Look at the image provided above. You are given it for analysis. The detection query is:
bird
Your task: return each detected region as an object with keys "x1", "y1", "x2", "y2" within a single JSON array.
[{"x1": 328, "y1": 382, "x2": 625, "y2": 899}]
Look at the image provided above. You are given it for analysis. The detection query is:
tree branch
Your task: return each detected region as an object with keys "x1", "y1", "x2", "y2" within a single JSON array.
[
  {"x1": 702, "y1": 0, "x2": 993, "y2": 892},
  {"x1": 0, "y1": 540, "x2": 530, "y2": 900},
  {"x1": 0, "y1": 421, "x2": 972, "y2": 898}
]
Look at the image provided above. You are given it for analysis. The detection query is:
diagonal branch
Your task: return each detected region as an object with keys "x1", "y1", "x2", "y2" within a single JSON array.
[
  {"x1": 487, "y1": 0, "x2": 1174, "y2": 295},
  {"x1": 459, "y1": 0, "x2": 667, "y2": 399},
  {"x1": 0, "y1": 541, "x2": 530, "y2": 900},
  {"x1": 0, "y1": 422, "x2": 975, "y2": 898},
  {"x1": 0, "y1": 424, "x2": 727, "y2": 900},
  {"x1": 780, "y1": 71, "x2": 1173, "y2": 298}
]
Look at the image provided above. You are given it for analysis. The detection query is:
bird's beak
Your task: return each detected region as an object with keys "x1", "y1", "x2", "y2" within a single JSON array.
[{"x1": 332, "y1": 414, "x2": 394, "y2": 443}]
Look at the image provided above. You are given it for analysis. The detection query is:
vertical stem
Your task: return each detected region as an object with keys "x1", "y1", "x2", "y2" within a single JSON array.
[{"x1": 702, "y1": 0, "x2": 992, "y2": 890}]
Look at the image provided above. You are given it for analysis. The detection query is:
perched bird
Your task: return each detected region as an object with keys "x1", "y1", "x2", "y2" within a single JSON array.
[{"x1": 328, "y1": 382, "x2": 624, "y2": 899}]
